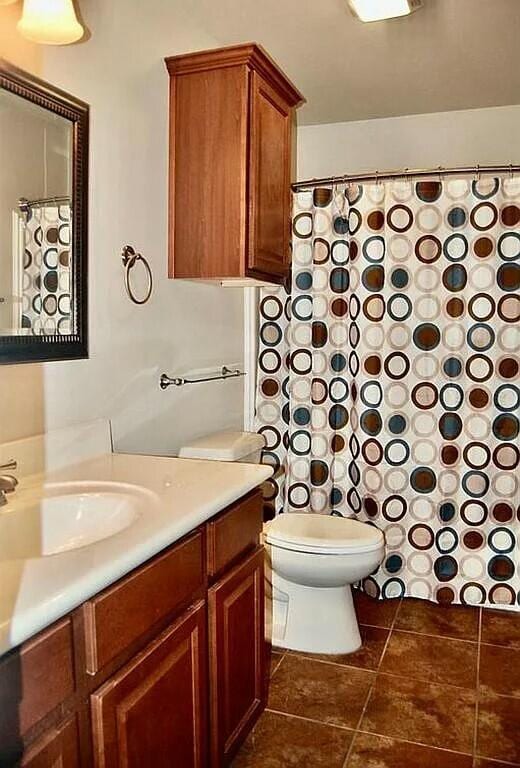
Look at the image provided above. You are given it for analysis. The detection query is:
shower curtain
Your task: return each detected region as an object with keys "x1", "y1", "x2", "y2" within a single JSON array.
[
  {"x1": 255, "y1": 175, "x2": 520, "y2": 609},
  {"x1": 19, "y1": 204, "x2": 72, "y2": 335}
]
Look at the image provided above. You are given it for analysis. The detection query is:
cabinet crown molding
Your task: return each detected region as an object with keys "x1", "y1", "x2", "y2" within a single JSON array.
[{"x1": 165, "y1": 42, "x2": 305, "y2": 108}]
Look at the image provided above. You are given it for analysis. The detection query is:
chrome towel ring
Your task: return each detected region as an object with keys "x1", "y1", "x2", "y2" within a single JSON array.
[{"x1": 121, "y1": 245, "x2": 153, "y2": 305}]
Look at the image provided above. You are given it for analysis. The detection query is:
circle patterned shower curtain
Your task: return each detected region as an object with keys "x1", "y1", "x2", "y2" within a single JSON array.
[{"x1": 255, "y1": 176, "x2": 520, "y2": 609}]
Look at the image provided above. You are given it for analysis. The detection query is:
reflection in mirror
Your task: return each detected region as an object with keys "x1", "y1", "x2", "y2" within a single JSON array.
[
  {"x1": 0, "y1": 89, "x2": 74, "y2": 336},
  {"x1": 0, "y1": 60, "x2": 88, "y2": 364}
]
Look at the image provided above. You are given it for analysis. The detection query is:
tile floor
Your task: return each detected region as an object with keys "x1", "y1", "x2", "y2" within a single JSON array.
[{"x1": 233, "y1": 591, "x2": 520, "y2": 768}]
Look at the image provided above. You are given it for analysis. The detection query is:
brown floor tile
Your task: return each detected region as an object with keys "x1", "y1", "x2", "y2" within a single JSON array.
[
  {"x1": 347, "y1": 732, "x2": 473, "y2": 768},
  {"x1": 481, "y1": 609, "x2": 520, "y2": 650},
  {"x1": 353, "y1": 590, "x2": 401, "y2": 628},
  {"x1": 268, "y1": 653, "x2": 374, "y2": 729},
  {"x1": 232, "y1": 710, "x2": 353, "y2": 768},
  {"x1": 270, "y1": 651, "x2": 284, "y2": 678},
  {"x1": 380, "y1": 631, "x2": 478, "y2": 689},
  {"x1": 395, "y1": 598, "x2": 479, "y2": 640},
  {"x1": 360, "y1": 674, "x2": 476, "y2": 754},
  {"x1": 477, "y1": 692, "x2": 520, "y2": 764},
  {"x1": 289, "y1": 625, "x2": 390, "y2": 671},
  {"x1": 474, "y1": 760, "x2": 520, "y2": 767},
  {"x1": 480, "y1": 644, "x2": 520, "y2": 698}
]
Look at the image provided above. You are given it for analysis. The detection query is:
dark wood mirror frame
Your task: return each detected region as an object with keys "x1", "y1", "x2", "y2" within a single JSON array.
[{"x1": 0, "y1": 60, "x2": 89, "y2": 364}]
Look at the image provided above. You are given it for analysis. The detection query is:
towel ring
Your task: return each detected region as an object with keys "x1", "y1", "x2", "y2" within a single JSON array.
[{"x1": 121, "y1": 245, "x2": 153, "y2": 305}]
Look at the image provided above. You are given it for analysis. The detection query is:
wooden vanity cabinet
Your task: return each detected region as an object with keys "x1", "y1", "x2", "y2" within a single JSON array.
[
  {"x1": 0, "y1": 488, "x2": 266, "y2": 768},
  {"x1": 165, "y1": 43, "x2": 305, "y2": 285},
  {"x1": 208, "y1": 548, "x2": 265, "y2": 767},
  {"x1": 81, "y1": 530, "x2": 205, "y2": 676},
  {"x1": 0, "y1": 618, "x2": 76, "y2": 765},
  {"x1": 20, "y1": 718, "x2": 79, "y2": 768},
  {"x1": 91, "y1": 602, "x2": 207, "y2": 768}
]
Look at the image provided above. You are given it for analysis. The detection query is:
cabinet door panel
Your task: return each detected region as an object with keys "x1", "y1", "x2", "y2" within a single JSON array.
[
  {"x1": 91, "y1": 601, "x2": 207, "y2": 768},
  {"x1": 169, "y1": 64, "x2": 249, "y2": 279},
  {"x1": 21, "y1": 718, "x2": 79, "y2": 768},
  {"x1": 248, "y1": 72, "x2": 292, "y2": 281},
  {"x1": 209, "y1": 547, "x2": 265, "y2": 766},
  {"x1": 0, "y1": 618, "x2": 74, "y2": 747}
]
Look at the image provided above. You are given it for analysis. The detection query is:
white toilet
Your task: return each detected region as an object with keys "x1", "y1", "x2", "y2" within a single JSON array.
[
  {"x1": 178, "y1": 430, "x2": 385, "y2": 656},
  {"x1": 264, "y1": 513, "x2": 385, "y2": 655}
]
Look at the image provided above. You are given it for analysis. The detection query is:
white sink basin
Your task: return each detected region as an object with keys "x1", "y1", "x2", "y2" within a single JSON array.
[{"x1": 0, "y1": 482, "x2": 144, "y2": 560}]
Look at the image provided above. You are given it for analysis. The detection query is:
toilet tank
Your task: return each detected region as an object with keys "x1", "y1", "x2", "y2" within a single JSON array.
[{"x1": 178, "y1": 430, "x2": 265, "y2": 464}]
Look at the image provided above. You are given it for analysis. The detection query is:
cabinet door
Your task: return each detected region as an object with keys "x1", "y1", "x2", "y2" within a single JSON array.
[
  {"x1": 0, "y1": 617, "x2": 75, "y2": 750},
  {"x1": 91, "y1": 601, "x2": 207, "y2": 768},
  {"x1": 247, "y1": 71, "x2": 292, "y2": 281},
  {"x1": 20, "y1": 718, "x2": 79, "y2": 768},
  {"x1": 208, "y1": 547, "x2": 265, "y2": 767}
]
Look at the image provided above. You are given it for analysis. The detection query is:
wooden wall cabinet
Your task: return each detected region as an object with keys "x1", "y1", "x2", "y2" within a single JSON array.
[
  {"x1": 165, "y1": 44, "x2": 305, "y2": 285},
  {"x1": 0, "y1": 489, "x2": 265, "y2": 768}
]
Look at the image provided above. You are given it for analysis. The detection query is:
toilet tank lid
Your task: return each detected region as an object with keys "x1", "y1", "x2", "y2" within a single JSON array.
[
  {"x1": 265, "y1": 513, "x2": 384, "y2": 552},
  {"x1": 178, "y1": 430, "x2": 265, "y2": 461}
]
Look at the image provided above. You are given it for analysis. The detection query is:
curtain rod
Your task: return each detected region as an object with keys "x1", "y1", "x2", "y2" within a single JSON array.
[
  {"x1": 292, "y1": 163, "x2": 520, "y2": 191},
  {"x1": 18, "y1": 195, "x2": 71, "y2": 214}
]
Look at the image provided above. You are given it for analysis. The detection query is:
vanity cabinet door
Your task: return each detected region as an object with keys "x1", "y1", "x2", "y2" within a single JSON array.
[
  {"x1": 20, "y1": 718, "x2": 79, "y2": 768},
  {"x1": 208, "y1": 547, "x2": 265, "y2": 767},
  {"x1": 90, "y1": 601, "x2": 207, "y2": 768},
  {"x1": 247, "y1": 71, "x2": 292, "y2": 282}
]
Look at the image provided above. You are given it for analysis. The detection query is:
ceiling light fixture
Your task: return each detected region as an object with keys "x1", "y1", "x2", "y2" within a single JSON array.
[
  {"x1": 348, "y1": 0, "x2": 422, "y2": 23},
  {"x1": 17, "y1": 0, "x2": 84, "y2": 45}
]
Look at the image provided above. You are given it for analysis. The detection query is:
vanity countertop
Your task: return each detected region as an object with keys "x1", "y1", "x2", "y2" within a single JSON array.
[{"x1": 0, "y1": 452, "x2": 272, "y2": 656}]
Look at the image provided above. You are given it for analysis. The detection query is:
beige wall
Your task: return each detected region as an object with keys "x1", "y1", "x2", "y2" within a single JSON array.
[
  {"x1": 0, "y1": 2, "x2": 45, "y2": 441},
  {"x1": 297, "y1": 105, "x2": 520, "y2": 180},
  {"x1": 0, "y1": 0, "x2": 245, "y2": 453}
]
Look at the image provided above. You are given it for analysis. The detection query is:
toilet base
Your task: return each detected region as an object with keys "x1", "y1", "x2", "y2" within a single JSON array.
[{"x1": 271, "y1": 572, "x2": 362, "y2": 655}]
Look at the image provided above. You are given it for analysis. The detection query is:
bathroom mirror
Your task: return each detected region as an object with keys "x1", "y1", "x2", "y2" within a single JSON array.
[{"x1": 0, "y1": 60, "x2": 88, "y2": 363}]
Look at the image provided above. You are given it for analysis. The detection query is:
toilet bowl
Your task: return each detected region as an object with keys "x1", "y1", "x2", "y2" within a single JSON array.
[{"x1": 264, "y1": 514, "x2": 385, "y2": 655}]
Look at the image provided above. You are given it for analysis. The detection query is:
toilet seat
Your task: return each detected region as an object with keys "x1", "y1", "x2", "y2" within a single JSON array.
[{"x1": 264, "y1": 513, "x2": 384, "y2": 555}]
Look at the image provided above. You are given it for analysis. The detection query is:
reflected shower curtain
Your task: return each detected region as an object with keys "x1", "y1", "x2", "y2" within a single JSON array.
[
  {"x1": 19, "y1": 204, "x2": 72, "y2": 335},
  {"x1": 255, "y1": 176, "x2": 520, "y2": 608}
]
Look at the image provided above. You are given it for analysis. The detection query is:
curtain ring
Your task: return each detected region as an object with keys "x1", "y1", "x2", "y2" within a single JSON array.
[
  {"x1": 333, "y1": 176, "x2": 346, "y2": 215},
  {"x1": 122, "y1": 245, "x2": 153, "y2": 305},
  {"x1": 332, "y1": 175, "x2": 338, "y2": 194}
]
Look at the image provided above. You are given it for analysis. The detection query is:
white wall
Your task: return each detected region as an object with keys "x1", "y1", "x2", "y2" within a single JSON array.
[
  {"x1": 297, "y1": 105, "x2": 520, "y2": 180},
  {"x1": 0, "y1": 0, "x2": 245, "y2": 455}
]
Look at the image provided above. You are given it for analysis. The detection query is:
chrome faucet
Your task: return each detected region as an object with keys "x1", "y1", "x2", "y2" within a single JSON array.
[{"x1": 0, "y1": 460, "x2": 18, "y2": 507}]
